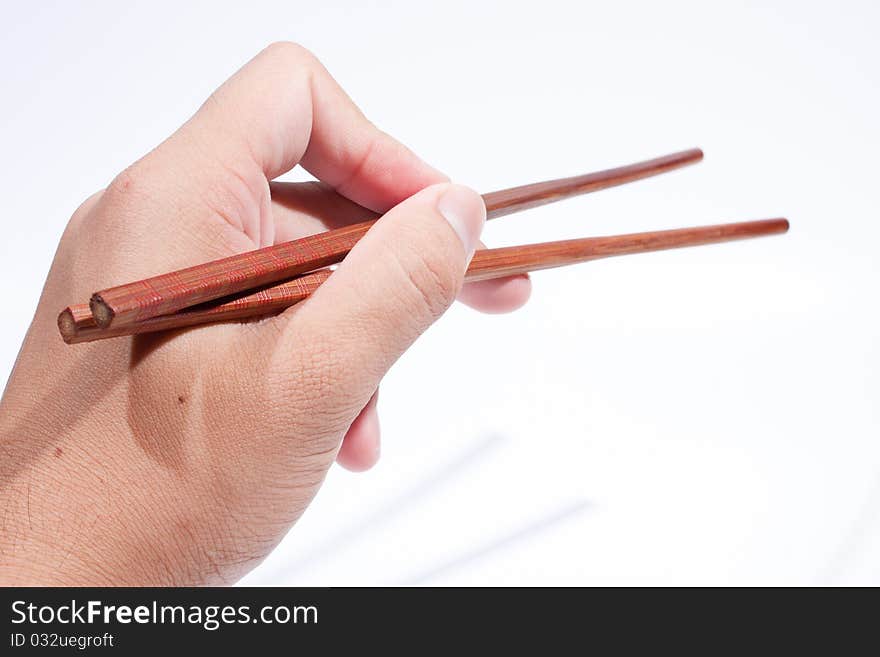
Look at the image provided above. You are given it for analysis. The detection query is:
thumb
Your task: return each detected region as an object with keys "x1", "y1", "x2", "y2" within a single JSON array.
[{"x1": 269, "y1": 183, "x2": 485, "y2": 415}]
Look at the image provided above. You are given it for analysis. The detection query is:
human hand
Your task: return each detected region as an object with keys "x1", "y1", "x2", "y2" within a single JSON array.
[{"x1": 0, "y1": 43, "x2": 530, "y2": 585}]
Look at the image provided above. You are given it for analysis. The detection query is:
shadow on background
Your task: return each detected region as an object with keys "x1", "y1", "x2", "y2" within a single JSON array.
[
  {"x1": 260, "y1": 434, "x2": 506, "y2": 584},
  {"x1": 402, "y1": 499, "x2": 591, "y2": 585},
  {"x1": 821, "y1": 473, "x2": 880, "y2": 585}
]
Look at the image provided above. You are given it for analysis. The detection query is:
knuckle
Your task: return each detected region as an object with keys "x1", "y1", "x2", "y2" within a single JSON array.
[
  {"x1": 261, "y1": 41, "x2": 317, "y2": 69},
  {"x1": 91, "y1": 164, "x2": 158, "y2": 241},
  {"x1": 64, "y1": 189, "x2": 104, "y2": 234},
  {"x1": 104, "y1": 163, "x2": 151, "y2": 211},
  {"x1": 107, "y1": 164, "x2": 139, "y2": 198}
]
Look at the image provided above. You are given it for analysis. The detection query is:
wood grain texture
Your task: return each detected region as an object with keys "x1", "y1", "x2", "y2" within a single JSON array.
[
  {"x1": 481, "y1": 148, "x2": 703, "y2": 218},
  {"x1": 464, "y1": 217, "x2": 789, "y2": 280},
  {"x1": 61, "y1": 218, "x2": 787, "y2": 344},
  {"x1": 88, "y1": 149, "x2": 703, "y2": 329},
  {"x1": 61, "y1": 269, "x2": 333, "y2": 344}
]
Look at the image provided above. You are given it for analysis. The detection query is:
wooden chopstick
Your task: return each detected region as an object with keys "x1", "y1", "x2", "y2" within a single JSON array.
[
  {"x1": 87, "y1": 148, "x2": 703, "y2": 329},
  {"x1": 59, "y1": 269, "x2": 333, "y2": 344},
  {"x1": 59, "y1": 218, "x2": 787, "y2": 344}
]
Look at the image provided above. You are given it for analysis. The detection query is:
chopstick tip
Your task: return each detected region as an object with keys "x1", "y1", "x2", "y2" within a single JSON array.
[{"x1": 772, "y1": 217, "x2": 790, "y2": 233}]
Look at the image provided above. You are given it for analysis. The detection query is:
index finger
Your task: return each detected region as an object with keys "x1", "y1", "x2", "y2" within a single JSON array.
[{"x1": 185, "y1": 41, "x2": 448, "y2": 212}]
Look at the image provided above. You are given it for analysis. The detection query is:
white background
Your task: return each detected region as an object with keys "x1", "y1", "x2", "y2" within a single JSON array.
[{"x1": 1, "y1": 1, "x2": 878, "y2": 585}]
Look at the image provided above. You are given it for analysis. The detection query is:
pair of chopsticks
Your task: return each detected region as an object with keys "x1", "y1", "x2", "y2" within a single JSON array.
[{"x1": 58, "y1": 148, "x2": 788, "y2": 344}]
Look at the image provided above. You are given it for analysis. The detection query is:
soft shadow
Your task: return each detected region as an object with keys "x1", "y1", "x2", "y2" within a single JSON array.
[
  {"x1": 1, "y1": 336, "x2": 129, "y2": 489},
  {"x1": 269, "y1": 181, "x2": 378, "y2": 241},
  {"x1": 257, "y1": 434, "x2": 505, "y2": 584},
  {"x1": 402, "y1": 500, "x2": 592, "y2": 585},
  {"x1": 125, "y1": 330, "x2": 199, "y2": 470},
  {"x1": 820, "y1": 474, "x2": 880, "y2": 584}
]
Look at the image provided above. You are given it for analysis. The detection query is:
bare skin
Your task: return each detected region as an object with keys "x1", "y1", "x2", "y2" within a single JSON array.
[{"x1": 0, "y1": 43, "x2": 530, "y2": 585}]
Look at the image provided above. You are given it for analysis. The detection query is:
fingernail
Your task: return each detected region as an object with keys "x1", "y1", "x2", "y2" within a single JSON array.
[{"x1": 437, "y1": 184, "x2": 486, "y2": 260}]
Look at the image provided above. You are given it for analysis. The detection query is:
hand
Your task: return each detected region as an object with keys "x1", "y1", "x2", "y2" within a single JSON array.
[{"x1": 0, "y1": 43, "x2": 530, "y2": 585}]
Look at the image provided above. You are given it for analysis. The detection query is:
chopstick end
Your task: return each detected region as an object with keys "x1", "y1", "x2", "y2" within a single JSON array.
[{"x1": 89, "y1": 294, "x2": 114, "y2": 328}]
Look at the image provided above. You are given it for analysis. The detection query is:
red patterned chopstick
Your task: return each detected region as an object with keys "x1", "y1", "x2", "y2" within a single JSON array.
[
  {"x1": 59, "y1": 269, "x2": 333, "y2": 344},
  {"x1": 87, "y1": 149, "x2": 703, "y2": 329},
  {"x1": 60, "y1": 217, "x2": 787, "y2": 344}
]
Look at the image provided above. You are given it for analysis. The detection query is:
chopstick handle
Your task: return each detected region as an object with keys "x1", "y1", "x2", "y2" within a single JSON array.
[
  {"x1": 88, "y1": 149, "x2": 704, "y2": 329},
  {"x1": 89, "y1": 220, "x2": 373, "y2": 328},
  {"x1": 61, "y1": 218, "x2": 787, "y2": 344},
  {"x1": 61, "y1": 269, "x2": 334, "y2": 344}
]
